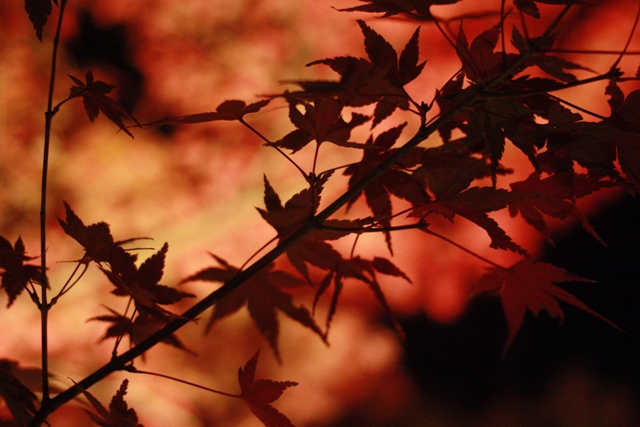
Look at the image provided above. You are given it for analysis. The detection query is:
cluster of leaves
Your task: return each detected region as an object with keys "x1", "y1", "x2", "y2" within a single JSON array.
[
  {"x1": 57, "y1": 202, "x2": 194, "y2": 352},
  {"x1": 4, "y1": 0, "x2": 640, "y2": 426},
  {"x1": 266, "y1": 11, "x2": 629, "y2": 353}
]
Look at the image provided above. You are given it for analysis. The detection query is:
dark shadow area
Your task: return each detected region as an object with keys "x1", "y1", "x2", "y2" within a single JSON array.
[
  {"x1": 64, "y1": 10, "x2": 144, "y2": 111},
  {"x1": 399, "y1": 194, "x2": 640, "y2": 420}
]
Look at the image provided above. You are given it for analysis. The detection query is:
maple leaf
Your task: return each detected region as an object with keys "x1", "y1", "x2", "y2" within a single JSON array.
[
  {"x1": 24, "y1": 0, "x2": 57, "y2": 41},
  {"x1": 511, "y1": 27, "x2": 592, "y2": 83},
  {"x1": 312, "y1": 254, "x2": 410, "y2": 336},
  {"x1": 181, "y1": 255, "x2": 325, "y2": 362},
  {"x1": 290, "y1": 21, "x2": 423, "y2": 126},
  {"x1": 514, "y1": 0, "x2": 594, "y2": 19},
  {"x1": 0, "y1": 236, "x2": 45, "y2": 307},
  {"x1": 605, "y1": 80, "x2": 640, "y2": 193},
  {"x1": 358, "y1": 20, "x2": 425, "y2": 87},
  {"x1": 257, "y1": 174, "x2": 334, "y2": 241},
  {"x1": 471, "y1": 259, "x2": 619, "y2": 355},
  {"x1": 0, "y1": 362, "x2": 38, "y2": 427},
  {"x1": 68, "y1": 70, "x2": 139, "y2": 137},
  {"x1": 514, "y1": 0, "x2": 542, "y2": 18},
  {"x1": 238, "y1": 350, "x2": 298, "y2": 427},
  {"x1": 508, "y1": 172, "x2": 613, "y2": 245},
  {"x1": 409, "y1": 147, "x2": 526, "y2": 255},
  {"x1": 441, "y1": 28, "x2": 582, "y2": 182},
  {"x1": 77, "y1": 379, "x2": 144, "y2": 427},
  {"x1": 138, "y1": 99, "x2": 271, "y2": 128},
  {"x1": 0, "y1": 359, "x2": 63, "y2": 395},
  {"x1": 436, "y1": 75, "x2": 585, "y2": 183},
  {"x1": 102, "y1": 243, "x2": 195, "y2": 318},
  {"x1": 298, "y1": 56, "x2": 397, "y2": 108},
  {"x1": 415, "y1": 186, "x2": 528, "y2": 256},
  {"x1": 58, "y1": 202, "x2": 139, "y2": 267},
  {"x1": 337, "y1": 0, "x2": 459, "y2": 20},
  {"x1": 257, "y1": 177, "x2": 410, "y2": 335},
  {"x1": 276, "y1": 97, "x2": 369, "y2": 152},
  {"x1": 456, "y1": 24, "x2": 518, "y2": 84},
  {"x1": 533, "y1": 103, "x2": 618, "y2": 177},
  {"x1": 344, "y1": 123, "x2": 429, "y2": 252},
  {"x1": 89, "y1": 307, "x2": 194, "y2": 355}
]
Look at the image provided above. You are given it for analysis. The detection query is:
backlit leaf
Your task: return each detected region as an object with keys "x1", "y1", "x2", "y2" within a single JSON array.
[
  {"x1": 68, "y1": 70, "x2": 139, "y2": 137},
  {"x1": 238, "y1": 350, "x2": 298, "y2": 427},
  {"x1": 24, "y1": 0, "x2": 56, "y2": 41},
  {"x1": 472, "y1": 260, "x2": 619, "y2": 355}
]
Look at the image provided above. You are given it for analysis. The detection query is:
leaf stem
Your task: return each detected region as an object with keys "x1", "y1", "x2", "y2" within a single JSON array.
[
  {"x1": 50, "y1": 262, "x2": 88, "y2": 304},
  {"x1": 126, "y1": 367, "x2": 241, "y2": 398},
  {"x1": 240, "y1": 118, "x2": 308, "y2": 179},
  {"x1": 422, "y1": 228, "x2": 506, "y2": 269}
]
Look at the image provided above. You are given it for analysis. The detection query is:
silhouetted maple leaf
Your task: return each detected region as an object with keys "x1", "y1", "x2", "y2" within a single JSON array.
[
  {"x1": 78, "y1": 379, "x2": 144, "y2": 427},
  {"x1": 276, "y1": 97, "x2": 369, "y2": 152},
  {"x1": 0, "y1": 236, "x2": 44, "y2": 307},
  {"x1": 408, "y1": 149, "x2": 526, "y2": 255},
  {"x1": 434, "y1": 74, "x2": 559, "y2": 182},
  {"x1": 533, "y1": 103, "x2": 618, "y2": 178},
  {"x1": 412, "y1": 141, "x2": 507, "y2": 196},
  {"x1": 257, "y1": 174, "x2": 333, "y2": 241},
  {"x1": 514, "y1": 0, "x2": 542, "y2": 17},
  {"x1": 89, "y1": 307, "x2": 194, "y2": 355},
  {"x1": 508, "y1": 172, "x2": 612, "y2": 245},
  {"x1": 257, "y1": 176, "x2": 409, "y2": 334},
  {"x1": 312, "y1": 254, "x2": 410, "y2": 335},
  {"x1": 181, "y1": 255, "x2": 325, "y2": 362},
  {"x1": 290, "y1": 21, "x2": 423, "y2": 126},
  {"x1": 0, "y1": 359, "x2": 63, "y2": 395},
  {"x1": 58, "y1": 202, "x2": 139, "y2": 267},
  {"x1": 605, "y1": 80, "x2": 640, "y2": 193},
  {"x1": 344, "y1": 123, "x2": 429, "y2": 252},
  {"x1": 24, "y1": 0, "x2": 57, "y2": 41},
  {"x1": 415, "y1": 186, "x2": 528, "y2": 256},
  {"x1": 435, "y1": 74, "x2": 583, "y2": 183},
  {"x1": 0, "y1": 361, "x2": 38, "y2": 426},
  {"x1": 68, "y1": 70, "x2": 139, "y2": 137},
  {"x1": 511, "y1": 27, "x2": 591, "y2": 83},
  {"x1": 514, "y1": 0, "x2": 593, "y2": 19},
  {"x1": 102, "y1": 243, "x2": 194, "y2": 318},
  {"x1": 337, "y1": 0, "x2": 459, "y2": 20},
  {"x1": 358, "y1": 20, "x2": 425, "y2": 88},
  {"x1": 238, "y1": 350, "x2": 297, "y2": 427},
  {"x1": 456, "y1": 24, "x2": 517, "y2": 84},
  {"x1": 471, "y1": 259, "x2": 619, "y2": 354},
  {"x1": 138, "y1": 99, "x2": 271, "y2": 127}
]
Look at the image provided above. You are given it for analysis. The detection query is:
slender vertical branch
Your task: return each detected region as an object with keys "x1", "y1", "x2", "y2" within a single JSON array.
[{"x1": 40, "y1": 0, "x2": 68, "y2": 404}]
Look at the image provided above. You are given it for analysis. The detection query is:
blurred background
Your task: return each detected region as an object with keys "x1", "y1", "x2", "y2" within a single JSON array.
[{"x1": 1, "y1": 0, "x2": 639, "y2": 425}]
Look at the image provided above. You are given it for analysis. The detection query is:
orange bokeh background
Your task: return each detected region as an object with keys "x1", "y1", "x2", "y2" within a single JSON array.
[{"x1": 1, "y1": 0, "x2": 639, "y2": 425}]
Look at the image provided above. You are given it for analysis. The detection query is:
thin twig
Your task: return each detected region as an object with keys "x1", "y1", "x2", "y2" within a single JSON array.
[
  {"x1": 422, "y1": 228, "x2": 506, "y2": 269},
  {"x1": 127, "y1": 367, "x2": 241, "y2": 398},
  {"x1": 239, "y1": 118, "x2": 308, "y2": 179},
  {"x1": 611, "y1": 0, "x2": 640, "y2": 70},
  {"x1": 40, "y1": 0, "x2": 68, "y2": 404}
]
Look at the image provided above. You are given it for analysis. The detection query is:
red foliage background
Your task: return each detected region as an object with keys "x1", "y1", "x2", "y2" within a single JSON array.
[{"x1": 1, "y1": 0, "x2": 639, "y2": 425}]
